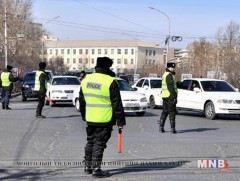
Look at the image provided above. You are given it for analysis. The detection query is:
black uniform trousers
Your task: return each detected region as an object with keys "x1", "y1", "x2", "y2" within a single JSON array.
[
  {"x1": 1, "y1": 87, "x2": 10, "y2": 107},
  {"x1": 84, "y1": 125, "x2": 112, "y2": 168},
  {"x1": 160, "y1": 99, "x2": 177, "y2": 128},
  {"x1": 36, "y1": 92, "x2": 45, "y2": 116}
]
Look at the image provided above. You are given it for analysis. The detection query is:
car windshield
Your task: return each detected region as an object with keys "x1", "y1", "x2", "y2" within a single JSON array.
[
  {"x1": 24, "y1": 73, "x2": 36, "y2": 81},
  {"x1": 117, "y1": 79, "x2": 134, "y2": 91},
  {"x1": 52, "y1": 77, "x2": 80, "y2": 85},
  {"x1": 150, "y1": 79, "x2": 162, "y2": 88},
  {"x1": 201, "y1": 81, "x2": 236, "y2": 92}
]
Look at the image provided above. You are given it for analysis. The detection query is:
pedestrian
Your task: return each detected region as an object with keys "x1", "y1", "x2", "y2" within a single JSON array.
[
  {"x1": 79, "y1": 57, "x2": 126, "y2": 178},
  {"x1": 79, "y1": 70, "x2": 86, "y2": 81},
  {"x1": 0, "y1": 65, "x2": 16, "y2": 110},
  {"x1": 34, "y1": 62, "x2": 48, "y2": 118},
  {"x1": 159, "y1": 62, "x2": 178, "y2": 134}
]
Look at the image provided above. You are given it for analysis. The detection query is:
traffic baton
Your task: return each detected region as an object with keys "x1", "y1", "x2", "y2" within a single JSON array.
[
  {"x1": 118, "y1": 128, "x2": 122, "y2": 153},
  {"x1": 45, "y1": 96, "x2": 54, "y2": 106}
]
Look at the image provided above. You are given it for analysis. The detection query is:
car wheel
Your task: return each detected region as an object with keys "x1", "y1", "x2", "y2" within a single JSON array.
[
  {"x1": 75, "y1": 98, "x2": 80, "y2": 112},
  {"x1": 136, "y1": 112, "x2": 145, "y2": 116},
  {"x1": 204, "y1": 102, "x2": 217, "y2": 120},
  {"x1": 22, "y1": 94, "x2": 27, "y2": 101},
  {"x1": 149, "y1": 96, "x2": 156, "y2": 109}
]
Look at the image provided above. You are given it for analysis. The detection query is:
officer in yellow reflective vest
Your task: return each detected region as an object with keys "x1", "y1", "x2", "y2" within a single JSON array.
[
  {"x1": 34, "y1": 62, "x2": 48, "y2": 118},
  {"x1": 80, "y1": 57, "x2": 126, "y2": 178},
  {"x1": 0, "y1": 65, "x2": 15, "y2": 110},
  {"x1": 159, "y1": 62, "x2": 178, "y2": 134}
]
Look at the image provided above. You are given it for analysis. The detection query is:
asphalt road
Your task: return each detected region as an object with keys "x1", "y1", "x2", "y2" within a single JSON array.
[{"x1": 0, "y1": 96, "x2": 240, "y2": 181}]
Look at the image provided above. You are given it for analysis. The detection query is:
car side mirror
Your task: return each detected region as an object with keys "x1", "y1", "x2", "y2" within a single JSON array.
[
  {"x1": 193, "y1": 87, "x2": 201, "y2": 92},
  {"x1": 144, "y1": 85, "x2": 149, "y2": 90},
  {"x1": 133, "y1": 87, "x2": 138, "y2": 91},
  {"x1": 235, "y1": 88, "x2": 239, "y2": 92}
]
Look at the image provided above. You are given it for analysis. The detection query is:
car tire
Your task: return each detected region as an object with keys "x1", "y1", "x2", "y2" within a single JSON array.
[
  {"x1": 149, "y1": 96, "x2": 156, "y2": 109},
  {"x1": 136, "y1": 112, "x2": 145, "y2": 116},
  {"x1": 204, "y1": 101, "x2": 217, "y2": 120},
  {"x1": 22, "y1": 94, "x2": 27, "y2": 101},
  {"x1": 75, "y1": 98, "x2": 80, "y2": 112}
]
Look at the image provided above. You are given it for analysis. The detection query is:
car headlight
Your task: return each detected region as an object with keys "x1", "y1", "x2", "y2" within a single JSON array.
[
  {"x1": 23, "y1": 85, "x2": 29, "y2": 88},
  {"x1": 52, "y1": 90, "x2": 63, "y2": 93},
  {"x1": 217, "y1": 99, "x2": 236, "y2": 104},
  {"x1": 140, "y1": 97, "x2": 147, "y2": 102}
]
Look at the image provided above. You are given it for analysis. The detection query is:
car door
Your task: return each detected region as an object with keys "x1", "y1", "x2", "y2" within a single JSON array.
[
  {"x1": 177, "y1": 80, "x2": 192, "y2": 108},
  {"x1": 133, "y1": 78, "x2": 145, "y2": 94},
  {"x1": 186, "y1": 80, "x2": 203, "y2": 110}
]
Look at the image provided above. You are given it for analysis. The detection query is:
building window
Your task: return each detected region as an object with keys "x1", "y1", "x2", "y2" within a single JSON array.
[
  {"x1": 50, "y1": 49, "x2": 52, "y2": 55},
  {"x1": 153, "y1": 60, "x2": 155, "y2": 65},
  {"x1": 67, "y1": 49, "x2": 70, "y2": 55},
  {"x1": 149, "y1": 59, "x2": 152, "y2": 64},
  {"x1": 146, "y1": 50, "x2": 148, "y2": 55},
  {"x1": 85, "y1": 49, "x2": 88, "y2": 54},
  {"x1": 91, "y1": 58, "x2": 94, "y2": 64},
  {"x1": 92, "y1": 49, "x2": 95, "y2": 55},
  {"x1": 117, "y1": 49, "x2": 121, "y2": 54},
  {"x1": 85, "y1": 58, "x2": 88, "y2": 64},
  {"x1": 67, "y1": 58, "x2": 70, "y2": 64},
  {"x1": 124, "y1": 59, "x2": 128, "y2": 64},
  {"x1": 117, "y1": 59, "x2": 121, "y2": 64},
  {"x1": 55, "y1": 49, "x2": 58, "y2": 56},
  {"x1": 131, "y1": 49, "x2": 134, "y2": 55},
  {"x1": 111, "y1": 49, "x2": 114, "y2": 55},
  {"x1": 153, "y1": 50, "x2": 156, "y2": 56},
  {"x1": 73, "y1": 49, "x2": 76, "y2": 54},
  {"x1": 149, "y1": 50, "x2": 152, "y2": 56},
  {"x1": 104, "y1": 49, "x2": 108, "y2": 54},
  {"x1": 125, "y1": 49, "x2": 128, "y2": 55},
  {"x1": 145, "y1": 59, "x2": 148, "y2": 64},
  {"x1": 131, "y1": 59, "x2": 134, "y2": 64},
  {"x1": 79, "y1": 58, "x2": 82, "y2": 63},
  {"x1": 73, "y1": 58, "x2": 76, "y2": 64},
  {"x1": 79, "y1": 49, "x2": 82, "y2": 54},
  {"x1": 61, "y1": 49, "x2": 64, "y2": 54},
  {"x1": 98, "y1": 49, "x2": 101, "y2": 54}
]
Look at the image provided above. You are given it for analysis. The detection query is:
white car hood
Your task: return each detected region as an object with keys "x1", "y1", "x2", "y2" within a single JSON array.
[
  {"x1": 207, "y1": 92, "x2": 240, "y2": 99},
  {"x1": 120, "y1": 91, "x2": 145, "y2": 100}
]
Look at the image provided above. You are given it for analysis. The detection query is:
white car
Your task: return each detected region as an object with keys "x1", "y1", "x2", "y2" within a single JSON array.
[
  {"x1": 177, "y1": 78, "x2": 240, "y2": 119},
  {"x1": 72, "y1": 78, "x2": 148, "y2": 116},
  {"x1": 46, "y1": 76, "x2": 80, "y2": 106},
  {"x1": 132, "y1": 77, "x2": 162, "y2": 108}
]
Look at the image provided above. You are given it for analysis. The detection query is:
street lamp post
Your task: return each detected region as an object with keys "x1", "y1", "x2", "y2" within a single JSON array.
[
  {"x1": 4, "y1": 0, "x2": 8, "y2": 68},
  {"x1": 148, "y1": 6, "x2": 170, "y2": 67},
  {"x1": 41, "y1": 16, "x2": 60, "y2": 62}
]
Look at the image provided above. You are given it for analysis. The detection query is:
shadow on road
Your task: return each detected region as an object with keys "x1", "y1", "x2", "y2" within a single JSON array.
[
  {"x1": 177, "y1": 128, "x2": 219, "y2": 133},
  {"x1": 0, "y1": 168, "x2": 64, "y2": 180},
  {"x1": 47, "y1": 114, "x2": 80, "y2": 119}
]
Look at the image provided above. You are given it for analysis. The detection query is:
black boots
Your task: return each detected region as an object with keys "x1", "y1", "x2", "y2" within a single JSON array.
[
  {"x1": 92, "y1": 168, "x2": 110, "y2": 178},
  {"x1": 36, "y1": 115, "x2": 46, "y2": 118},
  {"x1": 2, "y1": 104, "x2": 11, "y2": 110},
  {"x1": 159, "y1": 127, "x2": 165, "y2": 133},
  {"x1": 2, "y1": 104, "x2": 5, "y2": 109},
  {"x1": 159, "y1": 118, "x2": 166, "y2": 133},
  {"x1": 171, "y1": 128, "x2": 177, "y2": 134}
]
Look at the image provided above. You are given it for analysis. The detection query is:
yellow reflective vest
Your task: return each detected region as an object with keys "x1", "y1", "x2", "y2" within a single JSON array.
[
  {"x1": 161, "y1": 72, "x2": 178, "y2": 98},
  {"x1": 34, "y1": 71, "x2": 48, "y2": 91},
  {"x1": 1, "y1": 72, "x2": 11, "y2": 87},
  {"x1": 81, "y1": 73, "x2": 115, "y2": 123}
]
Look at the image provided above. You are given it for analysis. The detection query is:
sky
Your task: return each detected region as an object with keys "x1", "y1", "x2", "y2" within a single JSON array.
[{"x1": 32, "y1": 0, "x2": 240, "y2": 48}]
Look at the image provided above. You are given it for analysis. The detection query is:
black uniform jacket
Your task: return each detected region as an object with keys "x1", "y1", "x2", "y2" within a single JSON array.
[
  {"x1": 38, "y1": 69, "x2": 47, "y2": 94},
  {"x1": 79, "y1": 67, "x2": 126, "y2": 127}
]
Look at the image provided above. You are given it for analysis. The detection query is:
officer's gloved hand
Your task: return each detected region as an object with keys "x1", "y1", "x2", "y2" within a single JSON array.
[
  {"x1": 118, "y1": 126, "x2": 123, "y2": 134},
  {"x1": 173, "y1": 98, "x2": 177, "y2": 104}
]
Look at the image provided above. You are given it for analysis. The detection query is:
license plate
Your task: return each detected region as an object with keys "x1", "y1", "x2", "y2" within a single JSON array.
[{"x1": 126, "y1": 103, "x2": 140, "y2": 107}]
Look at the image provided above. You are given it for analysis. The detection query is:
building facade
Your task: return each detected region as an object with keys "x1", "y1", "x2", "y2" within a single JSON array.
[{"x1": 44, "y1": 39, "x2": 163, "y2": 74}]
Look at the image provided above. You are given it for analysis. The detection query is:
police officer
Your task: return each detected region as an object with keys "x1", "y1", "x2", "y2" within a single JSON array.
[
  {"x1": 0, "y1": 65, "x2": 15, "y2": 110},
  {"x1": 159, "y1": 62, "x2": 178, "y2": 134},
  {"x1": 34, "y1": 62, "x2": 48, "y2": 118},
  {"x1": 79, "y1": 57, "x2": 126, "y2": 178}
]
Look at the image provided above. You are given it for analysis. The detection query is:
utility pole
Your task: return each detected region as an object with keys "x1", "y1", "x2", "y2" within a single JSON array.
[{"x1": 4, "y1": 0, "x2": 8, "y2": 68}]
